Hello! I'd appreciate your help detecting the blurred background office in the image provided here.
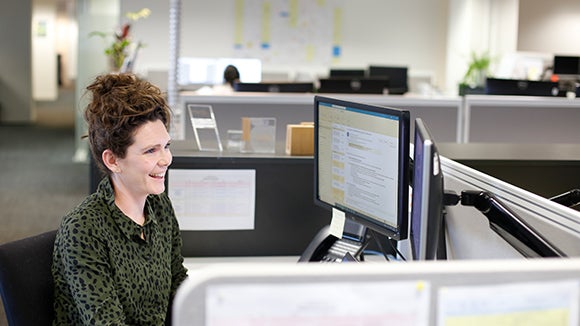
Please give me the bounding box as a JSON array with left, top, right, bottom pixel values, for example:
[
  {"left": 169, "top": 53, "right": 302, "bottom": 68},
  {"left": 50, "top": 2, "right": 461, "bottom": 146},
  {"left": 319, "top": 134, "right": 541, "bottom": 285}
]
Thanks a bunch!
[{"left": 1, "top": 1, "right": 580, "bottom": 324}]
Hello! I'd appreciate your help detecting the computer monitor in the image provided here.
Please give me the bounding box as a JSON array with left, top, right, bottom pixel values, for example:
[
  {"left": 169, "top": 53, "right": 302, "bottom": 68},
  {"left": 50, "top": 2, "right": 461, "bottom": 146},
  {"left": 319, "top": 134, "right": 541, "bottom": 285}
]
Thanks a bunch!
[
  {"left": 329, "top": 69, "right": 366, "bottom": 78},
  {"left": 317, "top": 78, "right": 389, "bottom": 94},
  {"left": 368, "top": 66, "right": 408, "bottom": 94},
  {"left": 314, "top": 96, "right": 411, "bottom": 240},
  {"left": 553, "top": 55, "right": 580, "bottom": 76},
  {"left": 485, "top": 78, "right": 560, "bottom": 97},
  {"left": 409, "top": 118, "right": 445, "bottom": 260},
  {"left": 234, "top": 82, "right": 314, "bottom": 93}
]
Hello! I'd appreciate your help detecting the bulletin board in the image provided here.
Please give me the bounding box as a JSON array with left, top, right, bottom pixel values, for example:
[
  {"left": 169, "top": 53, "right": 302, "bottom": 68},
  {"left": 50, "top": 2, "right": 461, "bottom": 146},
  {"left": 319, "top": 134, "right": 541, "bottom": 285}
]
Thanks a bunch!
[{"left": 233, "top": 0, "right": 344, "bottom": 65}]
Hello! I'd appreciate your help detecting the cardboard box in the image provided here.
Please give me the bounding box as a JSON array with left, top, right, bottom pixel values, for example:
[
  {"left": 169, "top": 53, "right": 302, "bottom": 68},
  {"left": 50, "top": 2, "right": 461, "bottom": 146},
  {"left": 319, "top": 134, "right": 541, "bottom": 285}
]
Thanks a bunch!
[{"left": 285, "top": 123, "right": 314, "bottom": 155}]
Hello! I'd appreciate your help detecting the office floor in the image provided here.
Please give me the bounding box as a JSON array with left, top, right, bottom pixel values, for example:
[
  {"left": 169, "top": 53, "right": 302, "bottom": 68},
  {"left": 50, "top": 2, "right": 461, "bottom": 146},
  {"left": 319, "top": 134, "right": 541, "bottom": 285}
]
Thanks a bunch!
[{"left": 0, "top": 87, "right": 88, "bottom": 326}]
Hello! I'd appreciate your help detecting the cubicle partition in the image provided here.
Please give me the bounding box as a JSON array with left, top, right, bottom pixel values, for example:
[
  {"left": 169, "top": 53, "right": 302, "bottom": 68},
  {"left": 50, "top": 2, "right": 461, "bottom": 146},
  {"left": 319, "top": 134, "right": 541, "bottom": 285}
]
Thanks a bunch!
[
  {"left": 176, "top": 93, "right": 462, "bottom": 148},
  {"left": 173, "top": 260, "right": 580, "bottom": 325},
  {"left": 436, "top": 155, "right": 580, "bottom": 259},
  {"left": 167, "top": 144, "right": 329, "bottom": 257},
  {"left": 439, "top": 142, "right": 580, "bottom": 204},
  {"left": 171, "top": 150, "right": 580, "bottom": 325},
  {"left": 462, "top": 95, "right": 580, "bottom": 143},
  {"left": 175, "top": 91, "right": 580, "bottom": 146}
]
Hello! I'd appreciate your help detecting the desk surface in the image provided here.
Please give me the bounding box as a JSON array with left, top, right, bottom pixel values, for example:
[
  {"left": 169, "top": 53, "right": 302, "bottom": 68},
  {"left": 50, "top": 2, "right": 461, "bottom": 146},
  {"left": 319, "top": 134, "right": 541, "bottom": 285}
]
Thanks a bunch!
[
  {"left": 184, "top": 256, "right": 299, "bottom": 270},
  {"left": 172, "top": 141, "right": 580, "bottom": 162}
]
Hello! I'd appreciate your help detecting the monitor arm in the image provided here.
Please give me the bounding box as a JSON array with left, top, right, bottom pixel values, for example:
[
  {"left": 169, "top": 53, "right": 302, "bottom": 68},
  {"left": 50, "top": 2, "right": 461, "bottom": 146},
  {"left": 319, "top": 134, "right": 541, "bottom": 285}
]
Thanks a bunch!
[
  {"left": 550, "top": 189, "right": 580, "bottom": 208},
  {"left": 459, "top": 190, "right": 565, "bottom": 258}
]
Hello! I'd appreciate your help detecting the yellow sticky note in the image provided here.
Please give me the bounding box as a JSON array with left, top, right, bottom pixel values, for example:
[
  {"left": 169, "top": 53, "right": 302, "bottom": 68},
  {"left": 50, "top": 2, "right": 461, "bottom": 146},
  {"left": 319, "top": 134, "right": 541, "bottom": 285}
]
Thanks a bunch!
[{"left": 329, "top": 208, "right": 346, "bottom": 238}]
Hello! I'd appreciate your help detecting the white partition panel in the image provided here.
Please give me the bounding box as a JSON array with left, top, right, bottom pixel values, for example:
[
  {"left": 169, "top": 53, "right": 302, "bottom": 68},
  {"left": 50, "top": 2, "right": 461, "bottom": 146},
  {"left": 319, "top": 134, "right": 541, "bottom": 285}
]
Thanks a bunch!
[
  {"left": 173, "top": 260, "right": 580, "bottom": 325},
  {"left": 463, "top": 95, "right": 580, "bottom": 143},
  {"left": 440, "top": 155, "right": 580, "bottom": 259}
]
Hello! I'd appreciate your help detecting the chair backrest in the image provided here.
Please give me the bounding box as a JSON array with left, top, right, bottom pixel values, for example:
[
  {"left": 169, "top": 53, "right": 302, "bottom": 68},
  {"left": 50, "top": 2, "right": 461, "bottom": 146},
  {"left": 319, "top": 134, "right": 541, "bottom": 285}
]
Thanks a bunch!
[{"left": 0, "top": 230, "right": 57, "bottom": 326}]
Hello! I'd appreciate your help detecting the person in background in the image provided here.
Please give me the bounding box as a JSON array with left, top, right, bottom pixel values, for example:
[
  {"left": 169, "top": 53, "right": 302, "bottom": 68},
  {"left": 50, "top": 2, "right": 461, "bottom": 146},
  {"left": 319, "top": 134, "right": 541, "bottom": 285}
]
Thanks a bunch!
[
  {"left": 195, "top": 64, "right": 241, "bottom": 95},
  {"left": 223, "top": 64, "right": 240, "bottom": 88},
  {"left": 52, "top": 73, "right": 188, "bottom": 325}
]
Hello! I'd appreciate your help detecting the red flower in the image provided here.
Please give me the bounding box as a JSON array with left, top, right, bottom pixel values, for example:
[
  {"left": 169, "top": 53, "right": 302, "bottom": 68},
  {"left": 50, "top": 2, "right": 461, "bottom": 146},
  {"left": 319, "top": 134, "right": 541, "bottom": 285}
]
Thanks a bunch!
[{"left": 117, "top": 24, "right": 131, "bottom": 41}]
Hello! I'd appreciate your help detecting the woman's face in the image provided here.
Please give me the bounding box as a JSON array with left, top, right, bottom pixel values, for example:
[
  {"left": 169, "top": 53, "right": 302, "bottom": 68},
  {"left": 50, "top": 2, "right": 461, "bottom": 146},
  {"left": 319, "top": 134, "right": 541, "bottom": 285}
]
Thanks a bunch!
[{"left": 114, "top": 119, "right": 172, "bottom": 199}]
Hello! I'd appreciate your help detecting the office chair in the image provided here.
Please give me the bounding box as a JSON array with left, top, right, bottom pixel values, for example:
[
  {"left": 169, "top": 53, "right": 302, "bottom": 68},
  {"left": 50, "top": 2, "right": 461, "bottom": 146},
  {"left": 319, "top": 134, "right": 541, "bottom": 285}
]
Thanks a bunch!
[{"left": 0, "top": 230, "right": 57, "bottom": 326}]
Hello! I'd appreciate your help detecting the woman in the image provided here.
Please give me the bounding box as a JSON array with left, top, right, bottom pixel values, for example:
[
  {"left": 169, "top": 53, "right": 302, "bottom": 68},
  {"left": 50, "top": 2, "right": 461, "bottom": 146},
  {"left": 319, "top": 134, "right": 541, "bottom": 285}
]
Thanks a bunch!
[{"left": 52, "top": 73, "right": 188, "bottom": 325}]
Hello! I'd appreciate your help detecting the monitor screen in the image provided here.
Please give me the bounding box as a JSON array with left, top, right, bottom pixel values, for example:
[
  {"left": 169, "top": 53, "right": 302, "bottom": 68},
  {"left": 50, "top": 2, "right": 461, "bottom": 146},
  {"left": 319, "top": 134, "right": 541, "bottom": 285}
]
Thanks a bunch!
[
  {"left": 553, "top": 55, "right": 580, "bottom": 76},
  {"left": 409, "top": 118, "right": 445, "bottom": 260},
  {"left": 314, "top": 96, "right": 411, "bottom": 240},
  {"left": 368, "top": 66, "right": 408, "bottom": 94},
  {"left": 329, "top": 69, "right": 366, "bottom": 78},
  {"left": 234, "top": 82, "right": 314, "bottom": 93},
  {"left": 317, "top": 78, "right": 389, "bottom": 94}
]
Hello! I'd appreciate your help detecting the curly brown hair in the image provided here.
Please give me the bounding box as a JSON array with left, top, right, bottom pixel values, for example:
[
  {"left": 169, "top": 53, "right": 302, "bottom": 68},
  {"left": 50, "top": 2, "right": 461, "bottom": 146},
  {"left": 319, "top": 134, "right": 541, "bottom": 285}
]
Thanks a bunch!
[{"left": 84, "top": 73, "right": 172, "bottom": 175}]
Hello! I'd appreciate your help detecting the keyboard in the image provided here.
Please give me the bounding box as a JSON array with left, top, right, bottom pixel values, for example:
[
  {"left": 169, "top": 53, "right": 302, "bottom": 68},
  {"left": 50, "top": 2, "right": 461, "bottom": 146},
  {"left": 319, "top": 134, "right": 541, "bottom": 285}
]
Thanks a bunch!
[{"left": 320, "top": 238, "right": 363, "bottom": 263}]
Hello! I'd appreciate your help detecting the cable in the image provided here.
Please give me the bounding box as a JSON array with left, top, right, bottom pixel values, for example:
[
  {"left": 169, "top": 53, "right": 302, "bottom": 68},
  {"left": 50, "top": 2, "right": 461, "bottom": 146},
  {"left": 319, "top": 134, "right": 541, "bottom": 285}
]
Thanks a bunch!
[
  {"left": 367, "top": 229, "right": 407, "bottom": 261},
  {"left": 388, "top": 238, "right": 407, "bottom": 261}
]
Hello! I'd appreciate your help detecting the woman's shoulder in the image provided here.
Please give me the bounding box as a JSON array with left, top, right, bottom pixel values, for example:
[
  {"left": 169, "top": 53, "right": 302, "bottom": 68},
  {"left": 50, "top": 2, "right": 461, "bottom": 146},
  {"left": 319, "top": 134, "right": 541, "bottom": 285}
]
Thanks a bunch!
[{"left": 59, "top": 192, "right": 110, "bottom": 234}]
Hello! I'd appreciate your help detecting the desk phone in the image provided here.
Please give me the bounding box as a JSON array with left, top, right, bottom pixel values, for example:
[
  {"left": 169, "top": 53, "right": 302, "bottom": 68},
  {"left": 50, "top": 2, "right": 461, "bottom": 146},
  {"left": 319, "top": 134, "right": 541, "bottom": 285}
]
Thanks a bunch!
[{"left": 299, "top": 222, "right": 368, "bottom": 263}]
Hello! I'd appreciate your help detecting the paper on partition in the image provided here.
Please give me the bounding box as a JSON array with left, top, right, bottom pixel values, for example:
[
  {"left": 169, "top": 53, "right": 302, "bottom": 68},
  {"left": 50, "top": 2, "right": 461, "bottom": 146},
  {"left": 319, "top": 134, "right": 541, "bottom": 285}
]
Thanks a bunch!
[
  {"left": 437, "top": 279, "right": 580, "bottom": 326},
  {"left": 206, "top": 281, "right": 430, "bottom": 326},
  {"left": 168, "top": 169, "right": 256, "bottom": 230}
]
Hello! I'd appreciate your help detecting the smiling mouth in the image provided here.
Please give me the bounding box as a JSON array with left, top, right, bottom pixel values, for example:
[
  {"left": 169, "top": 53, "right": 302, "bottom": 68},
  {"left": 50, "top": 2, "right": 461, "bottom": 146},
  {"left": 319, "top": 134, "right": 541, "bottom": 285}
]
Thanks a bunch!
[{"left": 149, "top": 173, "right": 165, "bottom": 179}]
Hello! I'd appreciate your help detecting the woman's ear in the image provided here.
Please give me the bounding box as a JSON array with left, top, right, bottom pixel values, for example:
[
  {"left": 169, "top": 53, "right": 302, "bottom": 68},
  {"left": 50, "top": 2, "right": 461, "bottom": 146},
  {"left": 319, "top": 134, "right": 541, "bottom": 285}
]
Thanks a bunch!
[{"left": 102, "top": 149, "right": 121, "bottom": 173}]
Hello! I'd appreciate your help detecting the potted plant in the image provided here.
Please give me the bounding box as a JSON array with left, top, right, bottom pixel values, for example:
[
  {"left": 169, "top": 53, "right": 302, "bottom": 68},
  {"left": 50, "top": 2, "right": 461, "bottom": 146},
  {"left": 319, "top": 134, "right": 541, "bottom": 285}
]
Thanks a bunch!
[
  {"left": 459, "top": 51, "right": 491, "bottom": 95},
  {"left": 89, "top": 8, "right": 151, "bottom": 72}
]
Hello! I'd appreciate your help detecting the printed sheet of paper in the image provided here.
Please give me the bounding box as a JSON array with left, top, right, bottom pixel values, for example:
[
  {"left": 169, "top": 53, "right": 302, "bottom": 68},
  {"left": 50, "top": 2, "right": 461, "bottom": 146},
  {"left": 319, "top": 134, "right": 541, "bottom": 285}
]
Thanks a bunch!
[
  {"left": 437, "top": 279, "right": 580, "bottom": 326},
  {"left": 329, "top": 207, "right": 346, "bottom": 238},
  {"left": 168, "top": 169, "right": 256, "bottom": 230},
  {"left": 206, "top": 281, "right": 430, "bottom": 326}
]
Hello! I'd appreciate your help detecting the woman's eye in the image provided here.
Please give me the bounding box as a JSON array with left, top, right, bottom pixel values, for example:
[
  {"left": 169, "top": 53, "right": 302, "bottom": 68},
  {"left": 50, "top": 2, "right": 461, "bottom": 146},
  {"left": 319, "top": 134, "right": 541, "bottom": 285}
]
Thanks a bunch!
[{"left": 145, "top": 148, "right": 156, "bottom": 154}]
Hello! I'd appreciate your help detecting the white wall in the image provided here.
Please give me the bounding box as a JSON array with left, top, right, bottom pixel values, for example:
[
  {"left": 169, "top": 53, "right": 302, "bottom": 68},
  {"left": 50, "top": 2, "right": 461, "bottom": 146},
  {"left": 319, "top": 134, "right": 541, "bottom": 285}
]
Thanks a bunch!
[
  {"left": 445, "top": 0, "right": 519, "bottom": 93},
  {"left": 123, "top": 0, "right": 450, "bottom": 91},
  {"left": 518, "top": 0, "right": 580, "bottom": 55},
  {"left": 120, "top": 0, "right": 580, "bottom": 95}
]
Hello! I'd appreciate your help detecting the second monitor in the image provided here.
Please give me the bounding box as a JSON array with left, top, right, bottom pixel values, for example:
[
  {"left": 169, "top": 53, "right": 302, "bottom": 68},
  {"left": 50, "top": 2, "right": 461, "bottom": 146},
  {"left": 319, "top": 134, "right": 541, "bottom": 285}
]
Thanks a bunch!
[{"left": 410, "top": 118, "right": 445, "bottom": 261}]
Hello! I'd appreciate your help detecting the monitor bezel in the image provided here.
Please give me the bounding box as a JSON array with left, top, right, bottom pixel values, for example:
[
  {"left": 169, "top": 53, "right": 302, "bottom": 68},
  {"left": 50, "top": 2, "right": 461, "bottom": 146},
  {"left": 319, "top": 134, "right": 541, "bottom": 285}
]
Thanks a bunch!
[
  {"left": 313, "top": 95, "right": 411, "bottom": 241},
  {"left": 409, "top": 118, "right": 445, "bottom": 260}
]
